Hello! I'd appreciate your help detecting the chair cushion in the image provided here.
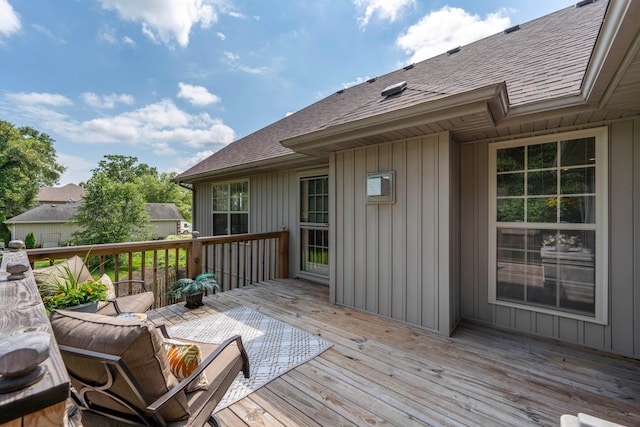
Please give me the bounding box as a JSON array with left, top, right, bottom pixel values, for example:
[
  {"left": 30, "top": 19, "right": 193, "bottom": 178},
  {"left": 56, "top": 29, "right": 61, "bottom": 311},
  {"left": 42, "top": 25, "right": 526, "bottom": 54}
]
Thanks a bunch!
[
  {"left": 163, "top": 339, "right": 209, "bottom": 392},
  {"left": 50, "top": 310, "right": 190, "bottom": 421},
  {"left": 33, "top": 255, "right": 93, "bottom": 285},
  {"left": 96, "top": 291, "right": 155, "bottom": 316}
]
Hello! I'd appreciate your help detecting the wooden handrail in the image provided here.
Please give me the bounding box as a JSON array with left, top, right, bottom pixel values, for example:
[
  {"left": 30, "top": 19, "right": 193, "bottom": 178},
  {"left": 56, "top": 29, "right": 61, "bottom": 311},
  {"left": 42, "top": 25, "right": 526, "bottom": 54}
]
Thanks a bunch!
[{"left": 25, "top": 231, "right": 289, "bottom": 309}]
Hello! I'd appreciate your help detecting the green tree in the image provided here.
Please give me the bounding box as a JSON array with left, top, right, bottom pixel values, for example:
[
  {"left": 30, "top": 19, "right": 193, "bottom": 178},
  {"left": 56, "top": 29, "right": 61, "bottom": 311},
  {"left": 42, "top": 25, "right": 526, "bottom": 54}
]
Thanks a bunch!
[
  {"left": 0, "top": 120, "right": 65, "bottom": 243},
  {"left": 92, "top": 155, "right": 158, "bottom": 184},
  {"left": 25, "top": 232, "right": 36, "bottom": 249},
  {"left": 73, "top": 173, "right": 151, "bottom": 245},
  {"left": 135, "top": 172, "right": 192, "bottom": 222}
]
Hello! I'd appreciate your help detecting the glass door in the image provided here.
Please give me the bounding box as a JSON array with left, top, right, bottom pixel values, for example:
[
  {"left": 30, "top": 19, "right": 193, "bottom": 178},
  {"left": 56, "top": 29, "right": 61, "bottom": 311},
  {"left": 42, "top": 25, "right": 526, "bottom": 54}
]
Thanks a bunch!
[{"left": 299, "top": 176, "right": 329, "bottom": 278}]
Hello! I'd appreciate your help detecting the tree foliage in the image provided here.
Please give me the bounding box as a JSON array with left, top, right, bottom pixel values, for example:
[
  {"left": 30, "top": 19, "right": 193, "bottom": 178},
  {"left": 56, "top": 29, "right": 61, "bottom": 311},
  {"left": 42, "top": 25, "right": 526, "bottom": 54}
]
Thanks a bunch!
[
  {"left": 0, "top": 120, "right": 65, "bottom": 218},
  {"left": 0, "top": 120, "right": 65, "bottom": 244},
  {"left": 92, "top": 155, "right": 192, "bottom": 222},
  {"left": 73, "top": 173, "right": 151, "bottom": 245}
]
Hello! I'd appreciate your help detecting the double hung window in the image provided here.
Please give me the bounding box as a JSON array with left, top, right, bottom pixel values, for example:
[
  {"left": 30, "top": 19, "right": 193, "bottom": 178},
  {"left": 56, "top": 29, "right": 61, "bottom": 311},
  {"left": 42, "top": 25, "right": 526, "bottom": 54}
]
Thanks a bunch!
[
  {"left": 212, "top": 181, "right": 249, "bottom": 235},
  {"left": 488, "top": 128, "right": 608, "bottom": 323}
]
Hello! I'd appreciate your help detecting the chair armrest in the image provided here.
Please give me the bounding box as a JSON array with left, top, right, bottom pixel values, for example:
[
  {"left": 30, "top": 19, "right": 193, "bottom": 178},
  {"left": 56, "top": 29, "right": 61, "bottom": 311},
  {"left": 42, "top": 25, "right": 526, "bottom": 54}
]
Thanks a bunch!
[
  {"left": 113, "top": 279, "right": 149, "bottom": 292},
  {"left": 154, "top": 324, "right": 170, "bottom": 339},
  {"left": 147, "top": 335, "right": 250, "bottom": 412}
]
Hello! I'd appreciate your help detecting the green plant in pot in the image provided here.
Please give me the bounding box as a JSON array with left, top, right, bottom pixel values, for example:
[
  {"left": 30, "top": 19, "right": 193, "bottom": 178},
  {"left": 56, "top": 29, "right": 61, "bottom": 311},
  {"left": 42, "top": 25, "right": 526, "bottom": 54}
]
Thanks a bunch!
[
  {"left": 166, "top": 273, "right": 220, "bottom": 309},
  {"left": 39, "top": 265, "right": 107, "bottom": 315}
]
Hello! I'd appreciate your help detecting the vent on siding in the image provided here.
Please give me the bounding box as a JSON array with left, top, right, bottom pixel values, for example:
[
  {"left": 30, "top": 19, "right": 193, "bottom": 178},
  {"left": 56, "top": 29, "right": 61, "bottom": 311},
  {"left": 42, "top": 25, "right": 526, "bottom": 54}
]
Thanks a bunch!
[
  {"left": 381, "top": 81, "right": 407, "bottom": 97},
  {"left": 504, "top": 24, "right": 520, "bottom": 34}
]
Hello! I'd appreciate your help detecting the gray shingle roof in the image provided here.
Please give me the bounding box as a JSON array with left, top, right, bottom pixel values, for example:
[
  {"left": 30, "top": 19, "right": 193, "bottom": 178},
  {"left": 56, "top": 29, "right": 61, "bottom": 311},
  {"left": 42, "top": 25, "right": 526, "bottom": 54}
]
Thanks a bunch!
[
  {"left": 5, "top": 203, "right": 183, "bottom": 223},
  {"left": 176, "top": 1, "right": 607, "bottom": 181},
  {"left": 37, "top": 184, "right": 85, "bottom": 203}
]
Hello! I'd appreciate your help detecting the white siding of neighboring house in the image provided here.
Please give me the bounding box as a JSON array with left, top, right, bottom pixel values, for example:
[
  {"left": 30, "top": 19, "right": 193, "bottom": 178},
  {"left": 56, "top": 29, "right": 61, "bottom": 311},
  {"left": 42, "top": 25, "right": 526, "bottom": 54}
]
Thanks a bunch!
[{"left": 10, "top": 223, "right": 83, "bottom": 247}]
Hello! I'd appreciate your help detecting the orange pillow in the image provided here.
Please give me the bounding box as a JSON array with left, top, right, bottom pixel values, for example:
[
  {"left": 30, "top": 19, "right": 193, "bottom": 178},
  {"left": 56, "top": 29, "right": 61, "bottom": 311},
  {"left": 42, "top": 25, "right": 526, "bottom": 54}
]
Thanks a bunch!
[{"left": 163, "top": 339, "right": 209, "bottom": 392}]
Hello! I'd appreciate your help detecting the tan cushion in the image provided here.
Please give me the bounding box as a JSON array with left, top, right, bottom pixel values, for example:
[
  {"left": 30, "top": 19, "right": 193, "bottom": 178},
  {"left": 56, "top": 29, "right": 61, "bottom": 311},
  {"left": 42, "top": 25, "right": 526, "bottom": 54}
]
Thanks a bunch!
[
  {"left": 96, "top": 291, "right": 155, "bottom": 316},
  {"left": 50, "top": 310, "right": 190, "bottom": 421},
  {"left": 33, "top": 255, "right": 93, "bottom": 285}
]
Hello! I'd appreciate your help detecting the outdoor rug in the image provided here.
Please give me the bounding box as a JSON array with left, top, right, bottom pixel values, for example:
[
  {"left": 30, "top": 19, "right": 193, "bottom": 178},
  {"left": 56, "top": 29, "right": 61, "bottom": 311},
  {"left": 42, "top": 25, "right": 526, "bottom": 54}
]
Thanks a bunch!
[{"left": 167, "top": 306, "right": 333, "bottom": 412}]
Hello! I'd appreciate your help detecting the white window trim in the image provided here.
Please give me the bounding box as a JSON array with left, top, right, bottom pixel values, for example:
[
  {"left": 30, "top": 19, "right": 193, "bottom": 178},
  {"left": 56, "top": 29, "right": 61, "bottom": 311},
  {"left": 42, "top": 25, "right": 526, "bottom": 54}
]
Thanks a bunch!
[
  {"left": 212, "top": 179, "right": 250, "bottom": 235},
  {"left": 488, "top": 127, "right": 608, "bottom": 324}
]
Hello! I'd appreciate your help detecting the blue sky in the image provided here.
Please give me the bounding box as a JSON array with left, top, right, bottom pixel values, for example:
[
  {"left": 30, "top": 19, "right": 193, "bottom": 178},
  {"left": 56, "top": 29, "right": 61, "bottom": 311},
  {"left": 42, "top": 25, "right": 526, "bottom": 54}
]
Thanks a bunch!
[{"left": 0, "top": 0, "right": 575, "bottom": 185}]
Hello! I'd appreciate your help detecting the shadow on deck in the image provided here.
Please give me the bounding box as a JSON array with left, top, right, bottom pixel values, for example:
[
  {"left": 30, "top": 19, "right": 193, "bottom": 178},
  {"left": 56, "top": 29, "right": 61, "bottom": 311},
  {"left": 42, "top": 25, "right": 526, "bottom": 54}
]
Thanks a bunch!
[{"left": 147, "top": 278, "right": 639, "bottom": 427}]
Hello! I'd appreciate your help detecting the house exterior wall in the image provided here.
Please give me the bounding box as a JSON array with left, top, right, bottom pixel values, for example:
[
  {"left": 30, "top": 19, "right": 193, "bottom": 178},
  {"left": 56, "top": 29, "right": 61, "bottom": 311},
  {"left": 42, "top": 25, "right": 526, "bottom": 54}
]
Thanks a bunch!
[
  {"left": 330, "top": 132, "right": 459, "bottom": 335},
  {"left": 149, "top": 221, "right": 180, "bottom": 239},
  {"left": 193, "top": 169, "right": 323, "bottom": 278},
  {"left": 10, "top": 223, "right": 83, "bottom": 247},
  {"left": 460, "top": 118, "right": 640, "bottom": 358}
]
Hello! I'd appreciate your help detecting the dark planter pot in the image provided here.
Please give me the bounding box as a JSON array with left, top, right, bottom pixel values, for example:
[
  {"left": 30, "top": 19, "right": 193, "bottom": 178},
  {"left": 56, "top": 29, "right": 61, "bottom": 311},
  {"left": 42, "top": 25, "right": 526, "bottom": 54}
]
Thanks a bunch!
[
  {"left": 185, "top": 293, "right": 204, "bottom": 309},
  {"left": 65, "top": 301, "right": 99, "bottom": 313}
]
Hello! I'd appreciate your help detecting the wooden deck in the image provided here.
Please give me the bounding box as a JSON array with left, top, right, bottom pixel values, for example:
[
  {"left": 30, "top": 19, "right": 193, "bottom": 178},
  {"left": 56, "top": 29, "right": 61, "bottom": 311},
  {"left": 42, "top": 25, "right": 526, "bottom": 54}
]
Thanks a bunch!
[{"left": 147, "top": 279, "right": 640, "bottom": 427}]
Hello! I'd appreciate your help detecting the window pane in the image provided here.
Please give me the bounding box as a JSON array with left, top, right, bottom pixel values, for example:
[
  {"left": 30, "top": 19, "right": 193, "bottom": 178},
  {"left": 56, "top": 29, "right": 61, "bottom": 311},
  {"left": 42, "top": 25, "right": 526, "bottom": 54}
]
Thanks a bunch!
[
  {"left": 213, "top": 185, "right": 228, "bottom": 211},
  {"left": 496, "top": 228, "right": 526, "bottom": 301},
  {"left": 497, "top": 198, "right": 524, "bottom": 222},
  {"left": 528, "top": 142, "right": 557, "bottom": 169},
  {"left": 497, "top": 146, "right": 524, "bottom": 172},
  {"left": 497, "top": 173, "right": 524, "bottom": 197},
  {"left": 212, "top": 214, "right": 228, "bottom": 236},
  {"left": 528, "top": 170, "right": 557, "bottom": 195},
  {"left": 230, "top": 213, "right": 248, "bottom": 234},
  {"left": 527, "top": 197, "right": 556, "bottom": 223},
  {"left": 560, "top": 196, "right": 595, "bottom": 223},
  {"left": 560, "top": 137, "right": 595, "bottom": 166},
  {"left": 561, "top": 167, "right": 595, "bottom": 194},
  {"left": 230, "top": 182, "right": 248, "bottom": 212}
]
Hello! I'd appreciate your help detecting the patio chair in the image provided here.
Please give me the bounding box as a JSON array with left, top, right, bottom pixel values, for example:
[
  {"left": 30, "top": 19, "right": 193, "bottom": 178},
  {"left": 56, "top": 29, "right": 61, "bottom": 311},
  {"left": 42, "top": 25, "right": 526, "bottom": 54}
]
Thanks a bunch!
[
  {"left": 33, "top": 255, "right": 155, "bottom": 316},
  {"left": 50, "top": 309, "right": 250, "bottom": 426}
]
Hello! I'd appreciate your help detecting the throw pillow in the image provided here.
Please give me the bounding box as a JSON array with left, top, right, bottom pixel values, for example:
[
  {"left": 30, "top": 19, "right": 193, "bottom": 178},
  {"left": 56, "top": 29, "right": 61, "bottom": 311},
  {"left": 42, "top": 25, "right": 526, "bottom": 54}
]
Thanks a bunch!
[
  {"left": 96, "top": 274, "right": 116, "bottom": 310},
  {"left": 163, "top": 338, "right": 209, "bottom": 392}
]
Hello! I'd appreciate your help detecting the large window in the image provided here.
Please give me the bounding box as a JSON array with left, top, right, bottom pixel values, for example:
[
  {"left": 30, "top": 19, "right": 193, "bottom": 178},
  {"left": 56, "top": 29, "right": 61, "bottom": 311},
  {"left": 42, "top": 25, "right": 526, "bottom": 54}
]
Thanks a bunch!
[
  {"left": 212, "top": 181, "right": 248, "bottom": 235},
  {"left": 488, "top": 128, "right": 608, "bottom": 323}
]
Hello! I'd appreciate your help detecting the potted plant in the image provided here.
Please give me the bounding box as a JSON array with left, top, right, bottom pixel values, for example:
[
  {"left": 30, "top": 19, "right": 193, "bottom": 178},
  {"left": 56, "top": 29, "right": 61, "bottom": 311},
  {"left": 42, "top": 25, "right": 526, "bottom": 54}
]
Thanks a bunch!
[
  {"left": 166, "top": 273, "right": 220, "bottom": 308},
  {"left": 38, "top": 258, "right": 107, "bottom": 314}
]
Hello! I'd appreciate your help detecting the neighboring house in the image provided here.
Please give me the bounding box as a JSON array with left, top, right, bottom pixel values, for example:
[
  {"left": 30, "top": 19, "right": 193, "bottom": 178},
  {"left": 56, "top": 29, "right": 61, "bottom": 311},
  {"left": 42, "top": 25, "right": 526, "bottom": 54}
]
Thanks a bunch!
[
  {"left": 174, "top": 1, "right": 640, "bottom": 359},
  {"left": 37, "top": 183, "right": 85, "bottom": 204},
  {"left": 4, "top": 202, "right": 184, "bottom": 246}
]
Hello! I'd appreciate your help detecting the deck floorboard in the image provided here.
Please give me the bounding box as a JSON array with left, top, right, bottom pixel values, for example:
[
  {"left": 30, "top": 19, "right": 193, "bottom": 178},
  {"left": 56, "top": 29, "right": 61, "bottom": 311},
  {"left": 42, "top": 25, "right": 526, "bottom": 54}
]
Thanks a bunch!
[{"left": 144, "top": 279, "right": 640, "bottom": 427}]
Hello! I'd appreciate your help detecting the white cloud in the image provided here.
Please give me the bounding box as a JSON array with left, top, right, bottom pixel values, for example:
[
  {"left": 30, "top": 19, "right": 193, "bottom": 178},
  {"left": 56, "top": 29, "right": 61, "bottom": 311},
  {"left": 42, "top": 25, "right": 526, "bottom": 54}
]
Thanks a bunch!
[
  {"left": 353, "top": 0, "right": 414, "bottom": 28},
  {"left": 56, "top": 152, "right": 94, "bottom": 185},
  {"left": 6, "top": 92, "right": 73, "bottom": 106},
  {"left": 98, "top": 0, "right": 217, "bottom": 48},
  {"left": 342, "top": 76, "right": 370, "bottom": 89},
  {"left": 222, "top": 51, "right": 268, "bottom": 75},
  {"left": 175, "top": 149, "right": 215, "bottom": 173},
  {"left": 0, "top": 0, "right": 21, "bottom": 38},
  {"left": 77, "top": 99, "right": 235, "bottom": 148},
  {"left": 122, "top": 35, "right": 136, "bottom": 46},
  {"left": 397, "top": 6, "right": 511, "bottom": 63},
  {"left": 98, "top": 26, "right": 118, "bottom": 44},
  {"left": 177, "top": 82, "right": 220, "bottom": 106},
  {"left": 216, "top": 31, "right": 225, "bottom": 40},
  {"left": 80, "top": 92, "right": 135, "bottom": 109},
  {"left": 32, "top": 24, "right": 66, "bottom": 44},
  {"left": 3, "top": 93, "right": 235, "bottom": 150}
]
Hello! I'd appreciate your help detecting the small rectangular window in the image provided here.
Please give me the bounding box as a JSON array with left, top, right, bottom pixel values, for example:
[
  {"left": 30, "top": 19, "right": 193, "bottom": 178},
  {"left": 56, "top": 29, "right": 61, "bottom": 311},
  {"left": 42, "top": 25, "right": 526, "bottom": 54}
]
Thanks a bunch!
[{"left": 212, "top": 181, "right": 249, "bottom": 235}]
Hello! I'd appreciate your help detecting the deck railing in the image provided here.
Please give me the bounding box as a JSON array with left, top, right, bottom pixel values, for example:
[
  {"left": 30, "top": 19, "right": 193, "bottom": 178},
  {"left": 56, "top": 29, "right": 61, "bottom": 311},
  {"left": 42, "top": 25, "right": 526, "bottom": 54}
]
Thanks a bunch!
[{"left": 26, "top": 231, "right": 289, "bottom": 309}]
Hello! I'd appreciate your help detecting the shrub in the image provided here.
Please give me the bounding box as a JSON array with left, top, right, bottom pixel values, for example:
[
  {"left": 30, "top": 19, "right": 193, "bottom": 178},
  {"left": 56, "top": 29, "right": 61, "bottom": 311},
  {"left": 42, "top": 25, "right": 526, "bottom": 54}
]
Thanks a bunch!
[{"left": 25, "top": 232, "right": 36, "bottom": 249}]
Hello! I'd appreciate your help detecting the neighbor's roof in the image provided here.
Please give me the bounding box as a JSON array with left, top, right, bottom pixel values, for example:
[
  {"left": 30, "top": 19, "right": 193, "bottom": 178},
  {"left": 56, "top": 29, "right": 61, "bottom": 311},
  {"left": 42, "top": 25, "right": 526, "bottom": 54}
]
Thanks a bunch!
[
  {"left": 176, "top": 1, "right": 608, "bottom": 182},
  {"left": 5, "top": 202, "right": 183, "bottom": 223},
  {"left": 37, "top": 184, "right": 85, "bottom": 203}
]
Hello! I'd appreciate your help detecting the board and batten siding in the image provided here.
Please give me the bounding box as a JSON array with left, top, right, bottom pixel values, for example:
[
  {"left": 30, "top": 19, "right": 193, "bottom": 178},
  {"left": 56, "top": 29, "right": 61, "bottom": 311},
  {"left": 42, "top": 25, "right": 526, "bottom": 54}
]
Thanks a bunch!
[
  {"left": 331, "top": 132, "right": 460, "bottom": 335},
  {"left": 192, "top": 169, "right": 316, "bottom": 279},
  {"left": 460, "top": 118, "right": 640, "bottom": 358}
]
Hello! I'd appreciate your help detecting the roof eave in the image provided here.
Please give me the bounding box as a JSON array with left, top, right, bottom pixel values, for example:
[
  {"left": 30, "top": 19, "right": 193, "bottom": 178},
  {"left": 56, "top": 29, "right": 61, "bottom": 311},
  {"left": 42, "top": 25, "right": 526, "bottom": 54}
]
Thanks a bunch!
[
  {"left": 281, "top": 82, "right": 509, "bottom": 155},
  {"left": 174, "top": 152, "right": 323, "bottom": 184}
]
